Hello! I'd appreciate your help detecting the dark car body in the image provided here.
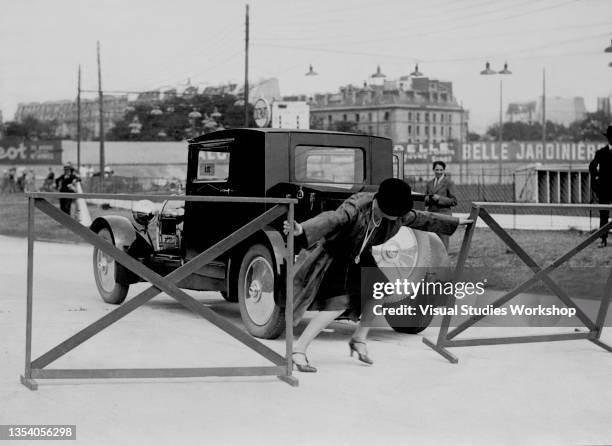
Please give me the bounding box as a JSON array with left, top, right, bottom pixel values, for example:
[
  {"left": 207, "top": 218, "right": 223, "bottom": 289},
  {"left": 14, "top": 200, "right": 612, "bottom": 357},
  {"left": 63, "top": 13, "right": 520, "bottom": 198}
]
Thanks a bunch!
[{"left": 91, "top": 128, "right": 435, "bottom": 339}]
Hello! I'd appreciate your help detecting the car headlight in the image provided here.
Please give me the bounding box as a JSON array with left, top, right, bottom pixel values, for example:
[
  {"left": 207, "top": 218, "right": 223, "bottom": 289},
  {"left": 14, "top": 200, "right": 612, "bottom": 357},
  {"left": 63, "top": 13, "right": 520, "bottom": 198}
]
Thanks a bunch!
[{"left": 132, "top": 200, "right": 156, "bottom": 226}]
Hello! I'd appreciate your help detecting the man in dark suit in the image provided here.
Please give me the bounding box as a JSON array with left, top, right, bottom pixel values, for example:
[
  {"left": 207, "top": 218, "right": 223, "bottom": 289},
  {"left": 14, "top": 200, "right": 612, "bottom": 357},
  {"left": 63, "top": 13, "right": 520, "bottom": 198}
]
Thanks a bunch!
[
  {"left": 424, "top": 161, "right": 458, "bottom": 249},
  {"left": 589, "top": 125, "right": 612, "bottom": 247}
]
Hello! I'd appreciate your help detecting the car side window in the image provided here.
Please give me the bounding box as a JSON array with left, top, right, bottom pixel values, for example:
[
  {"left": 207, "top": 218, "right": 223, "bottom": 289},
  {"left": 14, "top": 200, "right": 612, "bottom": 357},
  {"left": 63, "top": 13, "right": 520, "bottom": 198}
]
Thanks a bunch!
[{"left": 294, "top": 145, "right": 365, "bottom": 185}]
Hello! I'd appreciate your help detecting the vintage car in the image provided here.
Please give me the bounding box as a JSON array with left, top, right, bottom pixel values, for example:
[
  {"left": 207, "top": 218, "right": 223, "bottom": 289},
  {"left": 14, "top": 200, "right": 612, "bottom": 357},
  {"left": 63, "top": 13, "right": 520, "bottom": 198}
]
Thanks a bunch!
[{"left": 91, "top": 128, "right": 450, "bottom": 339}]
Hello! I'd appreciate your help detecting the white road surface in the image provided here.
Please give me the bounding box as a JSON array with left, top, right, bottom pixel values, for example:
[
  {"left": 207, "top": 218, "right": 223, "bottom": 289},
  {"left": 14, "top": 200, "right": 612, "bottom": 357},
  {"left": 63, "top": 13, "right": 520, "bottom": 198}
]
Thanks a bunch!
[{"left": 1, "top": 235, "right": 612, "bottom": 446}]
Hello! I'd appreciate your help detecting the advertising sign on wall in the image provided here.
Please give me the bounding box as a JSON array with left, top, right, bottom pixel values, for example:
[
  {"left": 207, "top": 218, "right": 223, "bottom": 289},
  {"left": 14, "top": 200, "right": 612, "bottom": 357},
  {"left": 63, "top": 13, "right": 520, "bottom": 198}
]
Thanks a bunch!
[
  {"left": 393, "top": 141, "right": 606, "bottom": 164},
  {"left": 0, "top": 139, "right": 62, "bottom": 165}
]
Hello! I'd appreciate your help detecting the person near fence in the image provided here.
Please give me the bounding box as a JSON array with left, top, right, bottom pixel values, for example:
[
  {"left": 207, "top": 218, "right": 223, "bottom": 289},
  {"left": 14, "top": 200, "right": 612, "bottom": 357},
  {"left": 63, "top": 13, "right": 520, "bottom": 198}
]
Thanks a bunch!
[
  {"left": 55, "top": 164, "right": 81, "bottom": 215},
  {"left": 282, "top": 178, "right": 470, "bottom": 372},
  {"left": 424, "top": 161, "right": 457, "bottom": 250},
  {"left": 588, "top": 125, "right": 612, "bottom": 248}
]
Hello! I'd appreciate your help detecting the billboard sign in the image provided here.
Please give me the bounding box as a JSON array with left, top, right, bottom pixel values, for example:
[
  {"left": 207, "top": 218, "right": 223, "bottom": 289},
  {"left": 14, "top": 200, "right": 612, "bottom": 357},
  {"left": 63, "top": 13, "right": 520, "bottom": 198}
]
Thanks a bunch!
[
  {"left": 393, "top": 141, "right": 606, "bottom": 164},
  {"left": 271, "top": 101, "right": 310, "bottom": 129},
  {"left": 0, "top": 139, "right": 62, "bottom": 165}
]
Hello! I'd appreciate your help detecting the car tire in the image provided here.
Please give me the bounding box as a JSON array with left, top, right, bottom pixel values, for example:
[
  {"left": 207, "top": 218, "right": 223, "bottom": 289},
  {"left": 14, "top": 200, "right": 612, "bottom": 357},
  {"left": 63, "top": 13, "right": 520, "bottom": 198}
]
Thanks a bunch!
[
  {"left": 237, "top": 244, "right": 285, "bottom": 339},
  {"left": 92, "top": 227, "right": 129, "bottom": 304},
  {"left": 374, "top": 229, "right": 450, "bottom": 335}
]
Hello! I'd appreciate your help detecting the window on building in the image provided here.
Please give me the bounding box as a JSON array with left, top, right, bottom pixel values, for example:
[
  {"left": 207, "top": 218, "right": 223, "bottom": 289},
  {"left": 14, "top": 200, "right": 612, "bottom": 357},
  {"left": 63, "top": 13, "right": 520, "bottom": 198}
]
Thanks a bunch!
[
  {"left": 368, "top": 112, "right": 372, "bottom": 121},
  {"left": 343, "top": 114, "right": 347, "bottom": 121},
  {"left": 416, "top": 126, "right": 420, "bottom": 135},
  {"left": 384, "top": 111, "right": 390, "bottom": 121},
  {"left": 433, "top": 113, "right": 436, "bottom": 123},
  {"left": 425, "top": 126, "right": 429, "bottom": 135},
  {"left": 440, "top": 114, "right": 444, "bottom": 123},
  {"left": 448, "top": 114, "right": 452, "bottom": 122},
  {"left": 416, "top": 113, "right": 420, "bottom": 122},
  {"left": 441, "top": 126, "right": 444, "bottom": 136},
  {"left": 328, "top": 115, "right": 332, "bottom": 125},
  {"left": 408, "top": 112, "right": 412, "bottom": 121},
  {"left": 448, "top": 126, "right": 452, "bottom": 138},
  {"left": 433, "top": 126, "right": 437, "bottom": 136},
  {"left": 408, "top": 125, "right": 412, "bottom": 135},
  {"left": 425, "top": 112, "right": 429, "bottom": 122},
  {"left": 355, "top": 114, "right": 360, "bottom": 122}
]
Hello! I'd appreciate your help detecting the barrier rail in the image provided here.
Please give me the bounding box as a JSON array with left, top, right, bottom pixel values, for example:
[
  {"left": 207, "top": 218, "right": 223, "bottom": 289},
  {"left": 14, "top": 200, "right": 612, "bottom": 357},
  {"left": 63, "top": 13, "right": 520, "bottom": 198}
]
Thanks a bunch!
[
  {"left": 20, "top": 192, "right": 299, "bottom": 389},
  {"left": 423, "top": 202, "right": 612, "bottom": 363}
]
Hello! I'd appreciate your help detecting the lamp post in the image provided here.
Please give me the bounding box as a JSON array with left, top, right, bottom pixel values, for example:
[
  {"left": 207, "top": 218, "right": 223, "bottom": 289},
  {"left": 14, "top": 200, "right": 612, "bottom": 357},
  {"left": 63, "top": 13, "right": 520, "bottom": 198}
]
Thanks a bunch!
[{"left": 481, "top": 61, "right": 512, "bottom": 182}]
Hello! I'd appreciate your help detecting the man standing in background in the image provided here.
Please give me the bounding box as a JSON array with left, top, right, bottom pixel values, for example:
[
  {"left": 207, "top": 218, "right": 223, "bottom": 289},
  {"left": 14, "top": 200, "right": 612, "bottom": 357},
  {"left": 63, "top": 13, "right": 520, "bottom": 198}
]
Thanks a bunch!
[
  {"left": 589, "top": 125, "right": 612, "bottom": 248},
  {"left": 424, "top": 160, "right": 457, "bottom": 250}
]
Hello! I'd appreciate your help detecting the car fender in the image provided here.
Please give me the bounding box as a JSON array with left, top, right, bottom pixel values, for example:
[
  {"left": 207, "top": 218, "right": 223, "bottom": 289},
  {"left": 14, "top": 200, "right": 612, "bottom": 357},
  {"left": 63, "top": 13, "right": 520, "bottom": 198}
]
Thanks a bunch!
[
  {"left": 90, "top": 215, "right": 153, "bottom": 285},
  {"left": 262, "top": 226, "right": 286, "bottom": 276}
]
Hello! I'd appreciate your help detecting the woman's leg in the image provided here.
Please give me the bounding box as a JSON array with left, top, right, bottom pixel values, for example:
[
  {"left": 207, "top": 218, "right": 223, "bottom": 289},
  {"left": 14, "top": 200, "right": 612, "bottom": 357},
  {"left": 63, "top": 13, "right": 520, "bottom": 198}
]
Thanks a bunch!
[
  {"left": 293, "top": 309, "right": 343, "bottom": 361},
  {"left": 352, "top": 295, "right": 376, "bottom": 342}
]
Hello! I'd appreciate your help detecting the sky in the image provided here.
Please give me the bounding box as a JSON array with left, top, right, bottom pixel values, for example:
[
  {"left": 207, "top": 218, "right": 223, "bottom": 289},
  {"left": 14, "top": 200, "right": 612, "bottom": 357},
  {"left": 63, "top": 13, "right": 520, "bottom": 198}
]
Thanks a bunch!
[{"left": 1, "top": 0, "right": 611, "bottom": 132}]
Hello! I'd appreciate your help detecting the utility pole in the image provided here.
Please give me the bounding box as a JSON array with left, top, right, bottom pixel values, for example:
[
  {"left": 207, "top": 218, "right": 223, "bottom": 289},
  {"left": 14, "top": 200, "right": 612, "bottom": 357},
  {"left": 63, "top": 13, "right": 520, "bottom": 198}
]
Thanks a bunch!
[
  {"left": 542, "top": 68, "right": 546, "bottom": 143},
  {"left": 498, "top": 78, "right": 503, "bottom": 182},
  {"left": 244, "top": 4, "right": 249, "bottom": 127},
  {"left": 97, "top": 41, "right": 105, "bottom": 179},
  {"left": 77, "top": 65, "right": 82, "bottom": 173}
]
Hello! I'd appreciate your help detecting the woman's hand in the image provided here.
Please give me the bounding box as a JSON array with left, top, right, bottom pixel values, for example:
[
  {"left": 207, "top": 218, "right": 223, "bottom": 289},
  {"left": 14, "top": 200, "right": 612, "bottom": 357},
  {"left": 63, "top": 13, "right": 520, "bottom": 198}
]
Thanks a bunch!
[{"left": 283, "top": 220, "right": 303, "bottom": 236}]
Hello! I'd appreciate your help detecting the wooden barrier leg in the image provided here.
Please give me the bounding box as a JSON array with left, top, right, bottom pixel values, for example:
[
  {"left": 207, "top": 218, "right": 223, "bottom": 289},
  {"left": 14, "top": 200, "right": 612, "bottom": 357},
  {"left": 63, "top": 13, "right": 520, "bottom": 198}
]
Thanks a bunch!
[
  {"left": 589, "top": 265, "right": 612, "bottom": 352},
  {"left": 423, "top": 206, "right": 479, "bottom": 363},
  {"left": 278, "top": 203, "right": 299, "bottom": 387},
  {"left": 20, "top": 197, "right": 38, "bottom": 391}
]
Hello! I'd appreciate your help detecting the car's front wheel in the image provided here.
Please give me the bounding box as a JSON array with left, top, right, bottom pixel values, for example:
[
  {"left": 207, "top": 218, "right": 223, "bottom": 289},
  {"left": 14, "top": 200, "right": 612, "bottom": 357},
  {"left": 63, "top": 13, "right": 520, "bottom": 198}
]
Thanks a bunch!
[
  {"left": 237, "top": 244, "right": 285, "bottom": 339},
  {"left": 92, "top": 227, "right": 129, "bottom": 304}
]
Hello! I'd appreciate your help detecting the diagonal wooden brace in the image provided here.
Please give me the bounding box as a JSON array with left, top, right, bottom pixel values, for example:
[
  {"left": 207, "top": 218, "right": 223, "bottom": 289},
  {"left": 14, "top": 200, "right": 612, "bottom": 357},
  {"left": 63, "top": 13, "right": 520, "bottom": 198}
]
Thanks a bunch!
[
  {"left": 478, "top": 208, "right": 597, "bottom": 331},
  {"left": 31, "top": 199, "right": 287, "bottom": 369},
  {"left": 447, "top": 213, "right": 612, "bottom": 340}
]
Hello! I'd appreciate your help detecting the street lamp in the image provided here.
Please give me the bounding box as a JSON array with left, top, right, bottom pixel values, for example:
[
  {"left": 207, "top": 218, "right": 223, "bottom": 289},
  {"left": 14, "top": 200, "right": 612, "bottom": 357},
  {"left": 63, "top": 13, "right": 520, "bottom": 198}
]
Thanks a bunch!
[
  {"left": 410, "top": 63, "right": 424, "bottom": 77},
  {"left": 305, "top": 64, "right": 318, "bottom": 76},
  {"left": 480, "top": 61, "right": 512, "bottom": 181}
]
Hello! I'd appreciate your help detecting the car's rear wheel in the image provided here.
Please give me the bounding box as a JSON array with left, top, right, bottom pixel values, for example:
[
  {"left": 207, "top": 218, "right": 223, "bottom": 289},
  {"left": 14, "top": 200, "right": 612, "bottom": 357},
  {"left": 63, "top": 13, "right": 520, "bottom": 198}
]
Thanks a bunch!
[
  {"left": 237, "top": 244, "right": 285, "bottom": 339},
  {"left": 93, "top": 227, "right": 129, "bottom": 304}
]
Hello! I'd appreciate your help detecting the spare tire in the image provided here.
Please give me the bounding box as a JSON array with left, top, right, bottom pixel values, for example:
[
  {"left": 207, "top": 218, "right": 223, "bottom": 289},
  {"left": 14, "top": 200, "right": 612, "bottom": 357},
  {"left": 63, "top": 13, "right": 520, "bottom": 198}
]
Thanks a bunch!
[{"left": 371, "top": 228, "right": 450, "bottom": 334}]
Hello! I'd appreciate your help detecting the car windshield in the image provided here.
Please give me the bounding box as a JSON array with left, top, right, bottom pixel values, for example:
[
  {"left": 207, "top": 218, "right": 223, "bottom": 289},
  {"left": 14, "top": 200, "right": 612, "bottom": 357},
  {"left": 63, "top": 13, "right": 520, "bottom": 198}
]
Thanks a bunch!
[
  {"left": 196, "top": 150, "right": 229, "bottom": 181},
  {"left": 294, "top": 145, "right": 364, "bottom": 185}
]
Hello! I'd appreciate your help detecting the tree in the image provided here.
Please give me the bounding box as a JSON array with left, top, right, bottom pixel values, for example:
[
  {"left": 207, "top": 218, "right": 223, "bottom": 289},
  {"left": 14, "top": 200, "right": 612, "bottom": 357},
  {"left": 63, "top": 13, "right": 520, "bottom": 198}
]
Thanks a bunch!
[
  {"left": 3, "top": 116, "right": 57, "bottom": 139},
  {"left": 568, "top": 111, "right": 610, "bottom": 141},
  {"left": 329, "top": 120, "right": 363, "bottom": 133}
]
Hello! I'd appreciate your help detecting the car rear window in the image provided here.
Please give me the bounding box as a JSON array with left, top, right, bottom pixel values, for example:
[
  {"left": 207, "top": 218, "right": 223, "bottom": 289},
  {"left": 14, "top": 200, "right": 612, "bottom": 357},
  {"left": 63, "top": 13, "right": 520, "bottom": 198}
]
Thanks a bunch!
[
  {"left": 196, "top": 150, "right": 229, "bottom": 181},
  {"left": 294, "top": 146, "right": 365, "bottom": 184}
]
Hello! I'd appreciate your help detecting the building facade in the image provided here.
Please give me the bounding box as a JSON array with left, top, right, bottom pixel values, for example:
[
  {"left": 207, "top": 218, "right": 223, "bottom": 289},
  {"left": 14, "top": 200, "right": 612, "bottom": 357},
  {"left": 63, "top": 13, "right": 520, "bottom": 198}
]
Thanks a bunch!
[
  {"left": 309, "top": 73, "right": 468, "bottom": 148},
  {"left": 15, "top": 95, "right": 128, "bottom": 140}
]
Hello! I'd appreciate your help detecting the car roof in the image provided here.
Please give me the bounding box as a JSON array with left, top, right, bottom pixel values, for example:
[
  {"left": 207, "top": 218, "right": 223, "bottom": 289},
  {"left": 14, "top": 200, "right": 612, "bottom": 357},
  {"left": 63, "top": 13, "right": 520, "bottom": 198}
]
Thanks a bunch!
[{"left": 188, "top": 128, "right": 391, "bottom": 144}]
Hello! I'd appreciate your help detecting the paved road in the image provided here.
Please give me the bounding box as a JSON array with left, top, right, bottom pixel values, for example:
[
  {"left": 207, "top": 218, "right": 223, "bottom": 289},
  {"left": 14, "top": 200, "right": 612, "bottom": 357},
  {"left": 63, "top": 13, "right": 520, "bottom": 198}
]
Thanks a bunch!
[{"left": 1, "top": 235, "right": 612, "bottom": 445}]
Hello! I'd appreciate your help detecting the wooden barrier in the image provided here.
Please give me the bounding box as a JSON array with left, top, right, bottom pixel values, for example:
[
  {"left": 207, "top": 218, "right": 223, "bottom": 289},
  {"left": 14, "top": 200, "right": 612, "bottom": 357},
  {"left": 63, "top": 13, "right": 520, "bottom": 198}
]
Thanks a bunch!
[
  {"left": 20, "top": 192, "right": 298, "bottom": 389},
  {"left": 423, "top": 202, "right": 612, "bottom": 363}
]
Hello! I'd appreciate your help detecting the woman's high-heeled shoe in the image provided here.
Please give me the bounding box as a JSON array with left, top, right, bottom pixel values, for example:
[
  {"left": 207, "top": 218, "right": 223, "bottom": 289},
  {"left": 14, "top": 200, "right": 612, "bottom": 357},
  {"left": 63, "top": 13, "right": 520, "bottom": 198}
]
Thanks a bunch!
[
  {"left": 292, "top": 352, "right": 317, "bottom": 373},
  {"left": 349, "top": 339, "right": 373, "bottom": 365}
]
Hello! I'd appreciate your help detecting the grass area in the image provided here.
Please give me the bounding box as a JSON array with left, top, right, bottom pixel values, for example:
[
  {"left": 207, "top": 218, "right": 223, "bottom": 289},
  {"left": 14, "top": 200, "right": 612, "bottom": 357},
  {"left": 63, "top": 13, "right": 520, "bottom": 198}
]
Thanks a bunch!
[
  {"left": 1, "top": 193, "right": 608, "bottom": 300},
  {"left": 0, "top": 194, "right": 132, "bottom": 243},
  {"left": 448, "top": 225, "right": 611, "bottom": 300}
]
